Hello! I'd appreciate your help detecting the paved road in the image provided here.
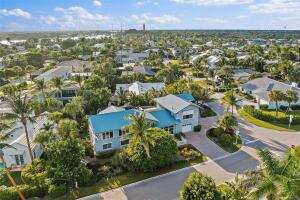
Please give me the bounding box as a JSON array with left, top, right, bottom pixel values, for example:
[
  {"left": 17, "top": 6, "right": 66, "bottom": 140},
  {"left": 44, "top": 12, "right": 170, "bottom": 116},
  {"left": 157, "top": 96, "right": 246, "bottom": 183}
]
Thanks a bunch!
[{"left": 80, "top": 95, "right": 300, "bottom": 200}]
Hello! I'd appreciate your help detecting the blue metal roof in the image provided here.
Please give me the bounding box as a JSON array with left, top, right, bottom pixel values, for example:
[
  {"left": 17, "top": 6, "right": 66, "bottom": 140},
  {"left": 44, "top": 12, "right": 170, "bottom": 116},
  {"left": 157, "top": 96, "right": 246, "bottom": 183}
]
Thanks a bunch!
[
  {"left": 149, "top": 109, "right": 180, "bottom": 128},
  {"left": 175, "top": 93, "right": 195, "bottom": 102},
  {"left": 89, "top": 109, "right": 136, "bottom": 134}
]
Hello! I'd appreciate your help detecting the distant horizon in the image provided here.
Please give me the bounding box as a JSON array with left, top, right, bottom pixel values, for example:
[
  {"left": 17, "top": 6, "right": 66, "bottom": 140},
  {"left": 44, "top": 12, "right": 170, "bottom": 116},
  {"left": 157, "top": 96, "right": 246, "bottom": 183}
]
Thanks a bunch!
[{"left": 1, "top": 0, "right": 300, "bottom": 32}]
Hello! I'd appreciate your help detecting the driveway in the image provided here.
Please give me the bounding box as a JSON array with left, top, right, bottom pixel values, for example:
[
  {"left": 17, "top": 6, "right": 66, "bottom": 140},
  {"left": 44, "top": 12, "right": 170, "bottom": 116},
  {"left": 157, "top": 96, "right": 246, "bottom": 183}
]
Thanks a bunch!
[{"left": 79, "top": 95, "right": 300, "bottom": 200}]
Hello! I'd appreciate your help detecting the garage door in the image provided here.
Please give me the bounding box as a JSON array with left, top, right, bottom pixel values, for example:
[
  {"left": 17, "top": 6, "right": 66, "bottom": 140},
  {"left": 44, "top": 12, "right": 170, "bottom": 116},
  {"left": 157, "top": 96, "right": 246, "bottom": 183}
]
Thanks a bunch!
[{"left": 182, "top": 124, "right": 192, "bottom": 133}]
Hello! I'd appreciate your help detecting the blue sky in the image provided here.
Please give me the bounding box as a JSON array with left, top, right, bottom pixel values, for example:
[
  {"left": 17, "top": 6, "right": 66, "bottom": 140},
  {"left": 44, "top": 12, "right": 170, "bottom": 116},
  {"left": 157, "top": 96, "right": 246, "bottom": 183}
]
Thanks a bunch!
[{"left": 1, "top": 0, "right": 300, "bottom": 31}]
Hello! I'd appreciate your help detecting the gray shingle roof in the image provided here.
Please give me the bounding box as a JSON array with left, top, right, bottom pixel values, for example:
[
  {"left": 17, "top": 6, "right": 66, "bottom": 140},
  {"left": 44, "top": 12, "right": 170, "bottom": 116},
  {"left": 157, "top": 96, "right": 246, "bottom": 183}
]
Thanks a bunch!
[
  {"left": 241, "top": 77, "right": 300, "bottom": 101},
  {"left": 154, "top": 94, "right": 198, "bottom": 114}
]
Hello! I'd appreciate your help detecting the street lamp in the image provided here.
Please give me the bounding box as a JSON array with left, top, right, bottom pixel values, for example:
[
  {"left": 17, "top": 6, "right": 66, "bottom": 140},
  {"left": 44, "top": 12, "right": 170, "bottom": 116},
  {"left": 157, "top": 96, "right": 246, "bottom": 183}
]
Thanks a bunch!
[
  {"left": 233, "top": 126, "right": 240, "bottom": 145},
  {"left": 289, "top": 115, "right": 293, "bottom": 128}
]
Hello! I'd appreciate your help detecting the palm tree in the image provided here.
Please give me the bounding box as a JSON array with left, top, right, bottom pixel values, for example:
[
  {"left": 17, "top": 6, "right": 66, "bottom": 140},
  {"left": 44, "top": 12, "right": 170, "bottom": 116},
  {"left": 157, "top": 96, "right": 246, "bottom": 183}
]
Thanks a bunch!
[
  {"left": 268, "top": 90, "right": 284, "bottom": 117},
  {"left": 116, "top": 88, "right": 128, "bottom": 106},
  {"left": 244, "top": 149, "right": 300, "bottom": 199},
  {"left": 218, "top": 66, "right": 233, "bottom": 86},
  {"left": 72, "top": 74, "right": 83, "bottom": 88},
  {"left": 221, "top": 90, "right": 240, "bottom": 115},
  {"left": 124, "top": 113, "right": 155, "bottom": 158},
  {"left": 63, "top": 97, "right": 84, "bottom": 120},
  {"left": 3, "top": 93, "right": 36, "bottom": 161},
  {"left": 35, "top": 79, "right": 47, "bottom": 98},
  {"left": 0, "top": 121, "right": 26, "bottom": 200},
  {"left": 219, "top": 113, "right": 238, "bottom": 132},
  {"left": 285, "top": 90, "right": 299, "bottom": 113},
  {"left": 50, "top": 77, "right": 63, "bottom": 98}
]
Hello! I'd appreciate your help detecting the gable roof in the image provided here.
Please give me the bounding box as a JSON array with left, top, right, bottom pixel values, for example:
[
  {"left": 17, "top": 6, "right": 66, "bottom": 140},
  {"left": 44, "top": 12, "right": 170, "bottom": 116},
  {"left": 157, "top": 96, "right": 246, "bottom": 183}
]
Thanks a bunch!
[
  {"left": 154, "top": 94, "right": 198, "bottom": 114},
  {"left": 175, "top": 93, "right": 195, "bottom": 102},
  {"left": 149, "top": 109, "right": 180, "bottom": 127},
  {"left": 35, "top": 66, "right": 71, "bottom": 82},
  {"left": 116, "top": 81, "right": 165, "bottom": 95},
  {"left": 241, "top": 77, "right": 300, "bottom": 101},
  {"left": 89, "top": 109, "right": 157, "bottom": 134},
  {"left": 98, "top": 106, "right": 125, "bottom": 114},
  {"left": 58, "top": 59, "right": 93, "bottom": 72}
]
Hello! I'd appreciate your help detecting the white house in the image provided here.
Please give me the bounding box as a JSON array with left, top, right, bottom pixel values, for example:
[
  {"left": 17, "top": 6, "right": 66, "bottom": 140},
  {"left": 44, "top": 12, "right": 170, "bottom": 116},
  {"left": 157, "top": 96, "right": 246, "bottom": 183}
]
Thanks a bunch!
[
  {"left": 0, "top": 114, "right": 48, "bottom": 168},
  {"left": 240, "top": 77, "right": 300, "bottom": 109},
  {"left": 116, "top": 81, "right": 165, "bottom": 95},
  {"left": 35, "top": 66, "right": 72, "bottom": 83}
]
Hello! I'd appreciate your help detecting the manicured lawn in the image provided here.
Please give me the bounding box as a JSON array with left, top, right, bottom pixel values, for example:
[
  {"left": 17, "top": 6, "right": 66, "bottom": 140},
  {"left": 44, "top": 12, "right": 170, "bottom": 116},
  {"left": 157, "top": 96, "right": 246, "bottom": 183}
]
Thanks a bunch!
[
  {"left": 67, "top": 154, "right": 208, "bottom": 199},
  {"left": 238, "top": 110, "right": 294, "bottom": 131},
  {"left": 182, "top": 67, "right": 193, "bottom": 75},
  {"left": 194, "top": 80, "right": 214, "bottom": 88},
  {"left": 200, "top": 105, "right": 217, "bottom": 118},
  {"left": 170, "top": 60, "right": 180, "bottom": 65},
  {"left": 206, "top": 129, "right": 242, "bottom": 153}
]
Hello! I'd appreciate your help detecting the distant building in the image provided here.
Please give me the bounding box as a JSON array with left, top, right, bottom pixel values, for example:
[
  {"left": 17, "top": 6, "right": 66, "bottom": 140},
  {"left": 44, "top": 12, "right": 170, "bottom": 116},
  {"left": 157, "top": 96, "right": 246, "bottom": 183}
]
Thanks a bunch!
[
  {"left": 121, "top": 66, "right": 155, "bottom": 76},
  {"left": 35, "top": 66, "right": 72, "bottom": 82},
  {"left": 143, "top": 23, "right": 146, "bottom": 31}
]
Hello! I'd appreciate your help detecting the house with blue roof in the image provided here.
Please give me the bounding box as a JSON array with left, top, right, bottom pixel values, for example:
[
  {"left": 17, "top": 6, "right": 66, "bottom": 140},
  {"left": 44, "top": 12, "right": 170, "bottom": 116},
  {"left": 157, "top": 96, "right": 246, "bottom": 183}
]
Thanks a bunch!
[{"left": 88, "top": 93, "right": 200, "bottom": 153}]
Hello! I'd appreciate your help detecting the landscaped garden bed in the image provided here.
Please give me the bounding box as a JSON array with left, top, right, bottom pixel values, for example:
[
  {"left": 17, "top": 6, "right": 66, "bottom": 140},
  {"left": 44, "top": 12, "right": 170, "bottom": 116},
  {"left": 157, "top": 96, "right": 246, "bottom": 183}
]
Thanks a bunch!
[
  {"left": 64, "top": 144, "right": 207, "bottom": 199},
  {"left": 239, "top": 105, "right": 300, "bottom": 131},
  {"left": 200, "top": 105, "right": 217, "bottom": 118},
  {"left": 206, "top": 127, "right": 242, "bottom": 153}
]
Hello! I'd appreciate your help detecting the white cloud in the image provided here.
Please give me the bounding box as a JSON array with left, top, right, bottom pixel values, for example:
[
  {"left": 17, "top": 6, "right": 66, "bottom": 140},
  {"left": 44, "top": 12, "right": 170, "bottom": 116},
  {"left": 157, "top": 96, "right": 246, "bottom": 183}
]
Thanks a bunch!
[
  {"left": 249, "top": 0, "right": 300, "bottom": 14},
  {"left": 171, "top": 0, "right": 253, "bottom": 6},
  {"left": 194, "top": 17, "right": 227, "bottom": 24},
  {"left": 0, "top": 8, "right": 32, "bottom": 19},
  {"left": 40, "top": 6, "right": 110, "bottom": 30},
  {"left": 134, "top": 1, "right": 159, "bottom": 6},
  {"left": 236, "top": 15, "right": 248, "bottom": 19},
  {"left": 93, "top": 0, "right": 102, "bottom": 7},
  {"left": 130, "top": 13, "right": 181, "bottom": 24}
]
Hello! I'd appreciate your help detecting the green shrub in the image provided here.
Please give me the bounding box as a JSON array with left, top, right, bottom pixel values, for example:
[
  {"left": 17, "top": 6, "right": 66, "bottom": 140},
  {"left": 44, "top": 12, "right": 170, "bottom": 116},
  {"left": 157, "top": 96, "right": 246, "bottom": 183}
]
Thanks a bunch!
[
  {"left": 174, "top": 132, "right": 185, "bottom": 140},
  {"left": 125, "top": 128, "right": 177, "bottom": 172},
  {"left": 193, "top": 125, "right": 201, "bottom": 132},
  {"left": 219, "top": 134, "right": 233, "bottom": 146},
  {"left": 291, "top": 105, "right": 300, "bottom": 110},
  {"left": 48, "top": 184, "right": 67, "bottom": 199},
  {"left": 78, "top": 165, "right": 93, "bottom": 186},
  {"left": 0, "top": 184, "right": 44, "bottom": 200},
  {"left": 212, "top": 127, "right": 224, "bottom": 137},
  {"left": 187, "top": 150, "right": 201, "bottom": 160},
  {"left": 96, "top": 149, "right": 117, "bottom": 159},
  {"left": 259, "top": 104, "right": 269, "bottom": 110}
]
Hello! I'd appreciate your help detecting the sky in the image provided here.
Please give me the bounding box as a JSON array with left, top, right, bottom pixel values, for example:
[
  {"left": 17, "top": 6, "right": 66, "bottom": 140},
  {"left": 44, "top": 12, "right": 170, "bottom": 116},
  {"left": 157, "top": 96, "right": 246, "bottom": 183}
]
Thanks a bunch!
[{"left": 1, "top": 0, "right": 300, "bottom": 32}]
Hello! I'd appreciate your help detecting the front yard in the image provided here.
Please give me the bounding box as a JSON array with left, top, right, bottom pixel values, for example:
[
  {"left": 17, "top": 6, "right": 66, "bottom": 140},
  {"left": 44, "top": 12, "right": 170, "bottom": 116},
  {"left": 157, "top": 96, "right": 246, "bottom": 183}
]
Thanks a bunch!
[{"left": 61, "top": 145, "right": 208, "bottom": 199}]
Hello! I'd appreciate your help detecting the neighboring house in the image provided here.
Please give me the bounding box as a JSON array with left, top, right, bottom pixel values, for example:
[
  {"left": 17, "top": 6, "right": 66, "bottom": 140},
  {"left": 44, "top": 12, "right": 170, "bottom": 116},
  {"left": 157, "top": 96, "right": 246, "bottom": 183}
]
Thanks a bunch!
[
  {"left": 54, "top": 82, "right": 80, "bottom": 102},
  {"left": 190, "top": 50, "right": 209, "bottom": 64},
  {"left": 232, "top": 69, "right": 255, "bottom": 82},
  {"left": 94, "top": 43, "right": 105, "bottom": 48},
  {"left": 35, "top": 66, "right": 72, "bottom": 82},
  {"left": 240, "top": 77, "right": 300, "bottom": 109},
  {"left": 116, "top": 81, "right": 165, "bottom": 95},
  {"left": 121, "top": 66, "right": 155, "bottom": 76},
  {"left": 0, "top": 114, "right": 48, "bottom": 168},
  {"left": 116, "top": 50, "right": 148, "bottom": 64},
  {"left": 58, "top": 59, "right": 94, "bottom": 72},
  {"left": 207, "top": 55, "right": 221, "bottom": 69},
  {"left": 88, "top": 93, "right": 200, "bottom": 153}
]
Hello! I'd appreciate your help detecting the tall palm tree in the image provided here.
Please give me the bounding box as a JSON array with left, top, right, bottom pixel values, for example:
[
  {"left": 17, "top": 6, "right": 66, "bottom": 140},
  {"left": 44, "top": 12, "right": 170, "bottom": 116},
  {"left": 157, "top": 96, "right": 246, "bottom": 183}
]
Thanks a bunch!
[
  {"left": 35, "top": 79, "right": 47, "bottom": 98},
  {"left": 268, "top": 90, "right": 284, "bottom": 117},
  {"left": 50, "top": 77, "right": 63, "bottom": 98},
  {"left": 221, "top": 90, "right": 240, "bottom": 115},
  {"left": 116, "top": 88, "right": 128, "bottom": 106},
  {"left": 285, "top": 90, "right": 299, "bottom": 113},
  {"left": 0, "top": 121, "right": 26, "bottom": 200},
  {"left": 72, "top": 74, "right": 83, "bottom": 88},
  {"left": 4, "top": 93, "right": 36, "bottom": 161},
  {"left": 244, "top": 149, "right": 300, "bottom": 200},
  {"left": 124, "top": 113, "right": 155, "bottom": 158}
]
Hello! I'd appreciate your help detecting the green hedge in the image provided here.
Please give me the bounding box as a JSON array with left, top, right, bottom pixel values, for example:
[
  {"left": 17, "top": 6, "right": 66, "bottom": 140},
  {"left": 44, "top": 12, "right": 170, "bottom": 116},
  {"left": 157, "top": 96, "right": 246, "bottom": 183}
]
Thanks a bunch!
[
  {"left": 243, "top": 105, "right": 300, "bottom": 124},
  {"left": 0, "top": 184, "right": 45, "bottom": 200},
  {"left": 48, "top": 184, "right": 67, "bottom": 199},
  {"left": 193, "top": 125, "right": 201, "bottom": 132}
]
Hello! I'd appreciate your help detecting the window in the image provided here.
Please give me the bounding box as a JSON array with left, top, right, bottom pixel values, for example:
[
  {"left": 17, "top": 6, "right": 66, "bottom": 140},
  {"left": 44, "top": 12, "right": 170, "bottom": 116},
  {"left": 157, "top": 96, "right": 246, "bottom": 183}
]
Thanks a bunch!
[
  {"left": 119, "top": 129, "right": 129, "bottom": 137},
  {"left": 183, "top": 114, "right": 193, "bottom": 119},
  {"left": 103, "top": 143, "right": 112, "bottom": 150},
  {"left": 95, "top": 131, "right": 113, "bottom": 141},
  {"left": 15, "top": 155, "right": 24, "bottom": 166},
  {"left": 121, "top": 139, "right": 130, "bottom": 146},
  {"left": 163, "top": 125, "right": 174, "bottom": 134}
]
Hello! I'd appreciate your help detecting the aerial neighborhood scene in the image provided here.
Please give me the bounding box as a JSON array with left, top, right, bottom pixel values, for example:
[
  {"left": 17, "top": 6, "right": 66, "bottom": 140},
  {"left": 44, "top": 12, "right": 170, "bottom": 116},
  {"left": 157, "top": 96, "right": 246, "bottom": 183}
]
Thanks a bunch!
[{"left": 1, "top": 0, "right": 300, "bottom": 200}]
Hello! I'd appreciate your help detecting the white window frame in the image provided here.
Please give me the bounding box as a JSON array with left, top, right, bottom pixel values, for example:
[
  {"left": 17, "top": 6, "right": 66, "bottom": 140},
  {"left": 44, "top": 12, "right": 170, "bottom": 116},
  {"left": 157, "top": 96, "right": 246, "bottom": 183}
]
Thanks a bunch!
[{"left": 103, "top": 143, "right": 112, "bottom": 150}]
